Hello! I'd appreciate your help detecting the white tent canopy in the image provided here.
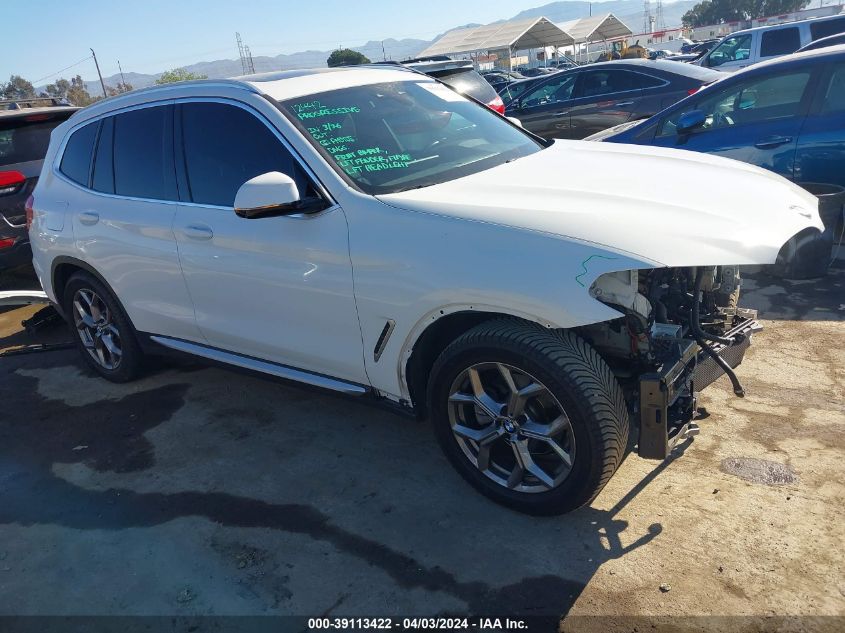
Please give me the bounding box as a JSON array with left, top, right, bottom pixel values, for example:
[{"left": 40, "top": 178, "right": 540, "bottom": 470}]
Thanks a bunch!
[
  {"left": 556, "top": 13, "right": 632, "bottom": 43},
  {"left": 417, "top": 16, "right": 576, "bottom": 58}
]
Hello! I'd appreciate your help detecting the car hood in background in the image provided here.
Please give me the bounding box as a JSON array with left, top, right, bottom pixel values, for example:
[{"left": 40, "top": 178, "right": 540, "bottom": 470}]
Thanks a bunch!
[
  {"left": 583, "top": 119, "right": 646, "bottom": 141},
  {"left": 377, "top": 141, "right": 823, "bottom": 267}
]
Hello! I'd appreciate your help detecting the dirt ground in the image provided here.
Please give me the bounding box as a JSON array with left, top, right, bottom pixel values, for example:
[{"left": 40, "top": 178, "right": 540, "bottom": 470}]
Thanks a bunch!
[{"left": 0, "top": 266, "right": 843, "bottom": 632}]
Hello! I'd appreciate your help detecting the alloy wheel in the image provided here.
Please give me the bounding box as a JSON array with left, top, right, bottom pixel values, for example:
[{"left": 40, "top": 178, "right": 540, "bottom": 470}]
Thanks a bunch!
[
  {"left": 447, "top": 362, "right": 575, "bottom": 493},
  {"left": 72, "top": 288, "right": 123, "bottom": 370}
]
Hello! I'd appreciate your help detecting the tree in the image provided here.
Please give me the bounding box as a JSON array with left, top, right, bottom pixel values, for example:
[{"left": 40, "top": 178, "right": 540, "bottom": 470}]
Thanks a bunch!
[
  {"left": 155, "top": 68, "right": 207, "bottom": 84},
  {"left": 1, "top": 75, "right": 36, "bottom": 100},
  {"left": 106, "top": 81, "right": 133, "bottom": 96},
  {"left": 683, "top": 0, "right": 809, "bottom": 27},
  {"left": 45, "top": 78, "right": 71, "bottom": 100},
  {"left": 66, "top": 75, "right": 95, "bottom": 106},
  {"left": 327, "top": 48, "right": 370, "bottom": 67}
]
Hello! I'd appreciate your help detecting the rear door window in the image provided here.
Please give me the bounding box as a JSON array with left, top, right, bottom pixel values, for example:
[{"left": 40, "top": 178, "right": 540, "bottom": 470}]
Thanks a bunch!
[
  {"left": 820, "top": 64, "right": 845, "bottom": 114},
  {"left": 575, "top": 69, "right": 639, "bottom": 98},
  {"left": 112, "top": 105, "right": 176, "bottom": 200},
  {"left": 92, "top": 116, "right": 115, "bottom": 194},
  {"left": 179, "top": 101, "right": 312, "bottom": 207},
  {"left": 59, "top": 121, "right": 98, "bottom": 186},
  {"left": 811, "top": 16, "right": 845, "bottom": 41},
  {"left": 659, "top": 71, "right": 812, "bottom": 135},
  {"left": 760, "top": 27, "right": 801, "bottom": 58}
]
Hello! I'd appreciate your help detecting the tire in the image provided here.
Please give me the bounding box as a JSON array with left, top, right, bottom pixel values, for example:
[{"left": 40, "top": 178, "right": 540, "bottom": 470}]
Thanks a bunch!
[
  {"left": 428, "top": 319, "right": 629, "bottom": 515},
  {"left": 62, "top": 271, "right": 144, "bottom": 383}
]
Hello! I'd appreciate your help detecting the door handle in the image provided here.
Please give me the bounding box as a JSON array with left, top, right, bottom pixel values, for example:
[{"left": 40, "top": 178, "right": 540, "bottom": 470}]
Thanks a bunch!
[
  {"left": 78, "top": 211, "right": 99, "bottom": 225},
  {"left": 182, "top": 224, "right": 214, "bottom": 240},
  {"left": 755, "top": 136, "right": 793, "bottom": 149},
  {"left": 552, "top": 111, "right": 569, "bottom": 117},
  {"left": 615, "top": 101, "right": 634, "bottom": 107}
]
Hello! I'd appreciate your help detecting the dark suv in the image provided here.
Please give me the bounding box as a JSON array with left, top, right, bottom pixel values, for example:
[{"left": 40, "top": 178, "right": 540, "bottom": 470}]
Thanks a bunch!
[{"left": 0, "top": 99, "right": 79, "bottom": 274}]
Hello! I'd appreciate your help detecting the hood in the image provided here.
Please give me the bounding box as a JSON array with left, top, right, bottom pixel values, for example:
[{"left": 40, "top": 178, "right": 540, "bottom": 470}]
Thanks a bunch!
[{"left": 377, "top": 141, "right": 823, "bottom": 267}]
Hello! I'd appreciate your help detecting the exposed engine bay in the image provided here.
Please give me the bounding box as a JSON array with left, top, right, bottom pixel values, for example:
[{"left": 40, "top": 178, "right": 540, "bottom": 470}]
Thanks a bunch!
[{"left": 577, "top": 266, "right": 761, "bottom": 459}]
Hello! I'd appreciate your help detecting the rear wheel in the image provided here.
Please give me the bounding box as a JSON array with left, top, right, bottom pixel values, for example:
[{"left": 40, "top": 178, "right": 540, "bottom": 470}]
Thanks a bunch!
[
  {"left": 428, "top": 320, "right": 629, "bottom": 515},
  {"left": 62, "top": 272, "right": 144, "bottom": 383}
]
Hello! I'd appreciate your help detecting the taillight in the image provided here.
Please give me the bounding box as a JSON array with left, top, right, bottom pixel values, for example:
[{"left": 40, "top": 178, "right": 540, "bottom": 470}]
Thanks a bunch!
[
  {"left": 25, "top": 194, "right": 34, "bottom": 230},
  {"left": 688, "top": 86, "right": 704, "bottom": 96},
  {"left": 0, "top": 170, "right": 25, "bottom": 195},
  {"left": 0, "top": 237, "right": 17, "bottom": 250},
  {"left": 487, "top": 95, "right": 506, "bottom": 115}
]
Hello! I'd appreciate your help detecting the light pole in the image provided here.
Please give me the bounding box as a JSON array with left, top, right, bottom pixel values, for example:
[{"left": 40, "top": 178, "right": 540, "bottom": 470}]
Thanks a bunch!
[{"left": 90, "top": 48, "right": 107, "bottom": 97}]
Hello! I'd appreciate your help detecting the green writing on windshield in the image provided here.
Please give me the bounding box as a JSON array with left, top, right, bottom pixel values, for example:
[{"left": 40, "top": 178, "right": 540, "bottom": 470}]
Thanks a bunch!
[{"left": 291, "top": 99, "right": 414, "bottom": 177}]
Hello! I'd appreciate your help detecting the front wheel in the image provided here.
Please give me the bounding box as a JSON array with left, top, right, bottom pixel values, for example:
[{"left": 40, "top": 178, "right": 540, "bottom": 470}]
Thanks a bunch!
[{"left": 428, "top": 320, "right": 629, "bottom": 515}]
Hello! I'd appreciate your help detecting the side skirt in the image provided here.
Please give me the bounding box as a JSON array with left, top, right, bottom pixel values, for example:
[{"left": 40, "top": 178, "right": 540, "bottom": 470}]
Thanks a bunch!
[{"left": 149, "top": 335, "right": 369, "bottom": 396}]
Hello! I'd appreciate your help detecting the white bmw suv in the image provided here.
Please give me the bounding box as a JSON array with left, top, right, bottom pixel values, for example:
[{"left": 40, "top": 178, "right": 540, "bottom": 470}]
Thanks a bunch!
[{"left": 29, "top": 66, "right": 822, "bottom": 514}]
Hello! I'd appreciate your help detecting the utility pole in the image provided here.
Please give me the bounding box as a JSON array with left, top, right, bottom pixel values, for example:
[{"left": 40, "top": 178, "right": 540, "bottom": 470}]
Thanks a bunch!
[
  {"left": 381, "top": 40, "right": 386, "bottom": 61},
  {"left": 117, "top": 60, "right": 127, "bottom": 89},
  {"left": 90, "top": 48, "right": 107, "bottom": 97}
]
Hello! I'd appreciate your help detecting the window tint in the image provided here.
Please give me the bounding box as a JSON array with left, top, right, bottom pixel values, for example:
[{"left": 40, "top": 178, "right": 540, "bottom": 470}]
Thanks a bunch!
[
  {"left": 637, "top": 73, "right": 666, "bottom": 89},
  {"left": 1, "top": 113, "right": 73, "bottom": 167},
  {"left": 521, "top": 74, "right": 577, "bottom": 106},
  {"left": 92, "top": 116, "right": 114, "bottom": 194},
  {"left": 659, "top": 71, "right": 811, "bottom": 136},
  {"left": 760, "top": 27, "right": 801, "bottom": 57},
  {"left": 112, "top": 106, "right": 174, "bottom": 200},
  {"left": 59, "top": 121, "right": 98, "bottom": 186},
  {"left": 811, "top": 17, "right": 845, "bottom": 41},
  {"left": 576, "top": 70, "right": 639, "bottom": 98},
  {"left": 180, "top": 102, "right": 311, "bottom": 207},
  {"left": 432, "top": 69, "right": 497, "bottom": 103},
  {"left": 821, "top": 65, "right": 845, "bottom": 114},
  {"left": 707, "top": 34, "right": 752, "bottom": 67}
]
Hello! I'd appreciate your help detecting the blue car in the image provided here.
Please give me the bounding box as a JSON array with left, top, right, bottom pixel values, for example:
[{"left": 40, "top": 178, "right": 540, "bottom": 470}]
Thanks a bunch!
[{"left": 587, "top": 45, "right": 845, "bottom": 189}]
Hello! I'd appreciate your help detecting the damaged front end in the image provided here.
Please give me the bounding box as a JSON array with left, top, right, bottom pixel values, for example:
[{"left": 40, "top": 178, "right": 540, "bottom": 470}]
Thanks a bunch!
[{"left": 577, "top": 266, "right": 762, "bottom": 460}]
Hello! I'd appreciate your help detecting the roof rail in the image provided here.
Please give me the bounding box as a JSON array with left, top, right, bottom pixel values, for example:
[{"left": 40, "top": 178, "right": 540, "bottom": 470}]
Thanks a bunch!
[{"left": 0, "top": 96, "right": 71, "bottom": 110}]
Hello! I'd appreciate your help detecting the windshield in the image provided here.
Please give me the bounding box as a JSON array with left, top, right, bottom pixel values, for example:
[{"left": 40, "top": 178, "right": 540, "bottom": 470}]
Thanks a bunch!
[{"left": 279, "top": 81, "right": 542, "bottom": 195}]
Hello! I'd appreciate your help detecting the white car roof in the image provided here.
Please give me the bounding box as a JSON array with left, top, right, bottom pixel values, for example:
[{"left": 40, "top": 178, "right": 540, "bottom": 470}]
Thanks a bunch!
[
  {"left": 66, "top": 66, "right": 430, "bottom": 126},
  {"left": 240, "top": 66, "right": 431, "bottom": 100}
]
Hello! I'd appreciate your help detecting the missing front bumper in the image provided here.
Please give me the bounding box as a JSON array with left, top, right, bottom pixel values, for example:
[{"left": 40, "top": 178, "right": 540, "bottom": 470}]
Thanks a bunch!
[{"left": 638, "top": 314, "right": 762, "bottom": 460}]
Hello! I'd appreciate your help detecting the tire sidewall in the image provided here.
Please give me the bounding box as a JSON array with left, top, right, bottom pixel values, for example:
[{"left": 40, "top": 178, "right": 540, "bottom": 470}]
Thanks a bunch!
[
  {"left": 62, "top": 272, "right": 141, "bottom": 383},
  {"left": 429, "top": 336, "right": 611, "bottom": 515}
]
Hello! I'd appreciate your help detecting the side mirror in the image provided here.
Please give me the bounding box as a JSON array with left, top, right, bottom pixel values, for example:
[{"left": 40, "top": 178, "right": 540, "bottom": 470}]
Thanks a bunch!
[
  {"left": 507, "top": 116, "right": 524, "bottom": 128},
  {"left": 234, "top": 172, "right": 319, "bottom": 219},
  {"left": 676, "top": 109, "right": 706, "bottom": 134}
]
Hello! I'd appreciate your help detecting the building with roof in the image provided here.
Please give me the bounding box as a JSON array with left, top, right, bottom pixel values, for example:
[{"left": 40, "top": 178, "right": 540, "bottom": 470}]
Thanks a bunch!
[
  {"left": 416, "top": 16, "right": 576, "bottom": 69},
  {"left": 417, "top": 13, "right": 634, "bottom": 69}
]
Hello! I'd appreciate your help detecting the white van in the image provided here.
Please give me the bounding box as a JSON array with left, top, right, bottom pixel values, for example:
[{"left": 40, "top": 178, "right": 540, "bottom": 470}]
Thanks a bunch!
[{"left": 696, "top": 12, "right": 845, "bottom": 71}]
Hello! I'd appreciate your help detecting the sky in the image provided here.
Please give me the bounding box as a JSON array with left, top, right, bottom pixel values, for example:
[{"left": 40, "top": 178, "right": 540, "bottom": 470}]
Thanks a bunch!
[
  {"left": 1, "top": 0, "right": 629, "bottom": 85},
  {"left": 2, "top": 0, "right": 527, "bottom": 84}
]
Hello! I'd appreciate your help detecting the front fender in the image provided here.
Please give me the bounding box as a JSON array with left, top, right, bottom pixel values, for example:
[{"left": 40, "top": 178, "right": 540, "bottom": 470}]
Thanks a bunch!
[{"left": 346, "top": 199, "right": 656, "bottom": 401}]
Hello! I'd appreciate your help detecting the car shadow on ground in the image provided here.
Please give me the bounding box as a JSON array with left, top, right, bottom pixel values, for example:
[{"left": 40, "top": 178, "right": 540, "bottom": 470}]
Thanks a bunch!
[{"left": 0, "top": 347, "right": 682, "bottom": 620}]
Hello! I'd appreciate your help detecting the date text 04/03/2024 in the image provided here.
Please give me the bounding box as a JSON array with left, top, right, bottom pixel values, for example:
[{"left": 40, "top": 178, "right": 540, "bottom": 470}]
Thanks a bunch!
[{"left": 307, "top": 617, "right": 529, "bottom": 630}]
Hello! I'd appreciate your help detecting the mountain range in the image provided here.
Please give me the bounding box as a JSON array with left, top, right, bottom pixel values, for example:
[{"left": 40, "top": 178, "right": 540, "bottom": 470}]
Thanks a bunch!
[{"left": 67, "top": 0, "right": 697, "bottom": 94}]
